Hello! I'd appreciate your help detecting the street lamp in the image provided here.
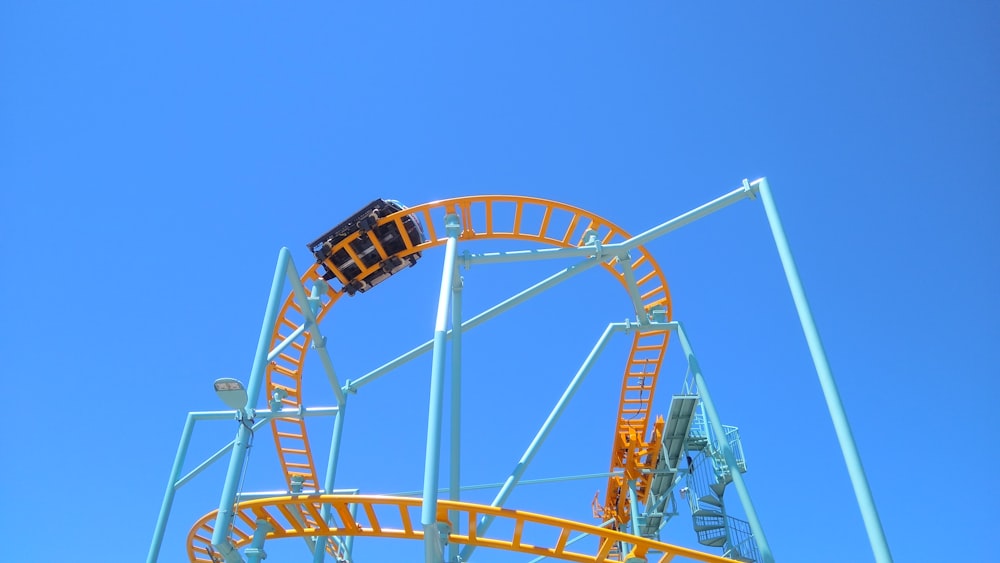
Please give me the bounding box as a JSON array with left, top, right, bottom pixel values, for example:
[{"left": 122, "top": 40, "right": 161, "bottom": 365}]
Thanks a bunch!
[{"left": 213, "top": 378, "right": 249, "bottom": 412}]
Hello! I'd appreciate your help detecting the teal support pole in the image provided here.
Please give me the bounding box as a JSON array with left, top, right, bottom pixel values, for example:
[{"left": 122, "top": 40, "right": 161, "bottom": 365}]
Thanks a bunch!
[
  {"left": 448, "top": 267, "right": 463, "bottom": 563},
  {"left": 755, "top": 178, "right": 893, "bottom": 563},
  {"left": 627, "top": 480, "right": 641, "bottom": 554},
  {"left": 212, "top": 248, "right": 292, "bottom": 562},
  {"left": 422, "top": 214, "right": 461, "bottom": 563},
  {"left": 179, "top": 408, "right": 338, "bottom": 421},
  {"left": 389, "top": 471, "right": 621, "bottom": 497},
  {"left": 148, "top": 403, "right": 339, "bottom": 560},
  {"left": 466, "top": 181, "right": 758, "bottom": 266},
  {"left": 176, "top": 418, "right": 269, "bottom": 488},
  {"left": 244, "top": 520, "right": 274, "bottom": 563},
  {"left": 267, "top": 322, "right": 308, "bottom": 363},
  {"left": 312, "top": 398, "right": 349, "bottom": 562},
  {"left": 622, "top": 181, "right": 757, "bottom": 249},
  {"left": 286, "top": 257, "right": 347, "bottom": 407},
  {"left": 672, "top": 322, "right": 774, "bottom": 563},
  {"left": 347, "top": 256, "right": 601, "bottom": 393},
  {"left": 148, "top": 413, "right": 196, "bottom": 563},
  {"left": 460, "top": 323, "right": 622, "bottom": 562},
  {"left": 344, "top": 502, "right": 360, "bottom": 559}
]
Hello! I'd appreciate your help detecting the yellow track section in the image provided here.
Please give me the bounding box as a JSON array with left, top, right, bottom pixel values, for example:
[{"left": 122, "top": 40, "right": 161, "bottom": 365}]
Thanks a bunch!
[
  {"left": 188, "top": 196, "right": 679, "bottom": 559},
  {"left": 187, "top": 495, "right": 738, "bottom": 563}
]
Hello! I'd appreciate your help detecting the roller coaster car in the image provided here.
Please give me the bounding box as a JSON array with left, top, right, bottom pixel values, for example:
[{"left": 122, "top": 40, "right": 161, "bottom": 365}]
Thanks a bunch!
[{"left": 308, "top": 199, "right": 426, "bottom": 296}]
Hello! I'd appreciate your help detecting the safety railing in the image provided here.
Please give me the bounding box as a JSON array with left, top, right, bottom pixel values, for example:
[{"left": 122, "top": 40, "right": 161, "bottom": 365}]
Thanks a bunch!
[
  {"left": 689, "top": 407, "right": 747, "bottom": 476},
  {"left": 723, "top": 516, "right": 760, "bottom": 562}
]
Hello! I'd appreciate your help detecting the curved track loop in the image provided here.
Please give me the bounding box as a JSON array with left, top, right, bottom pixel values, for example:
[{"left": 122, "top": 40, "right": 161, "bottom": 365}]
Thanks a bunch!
[
  {"left": 188, "top": 196, "right": 679, "bottom": 559},
  {"left": 187, "top": 495, "right": 738, "bottom": 563}
]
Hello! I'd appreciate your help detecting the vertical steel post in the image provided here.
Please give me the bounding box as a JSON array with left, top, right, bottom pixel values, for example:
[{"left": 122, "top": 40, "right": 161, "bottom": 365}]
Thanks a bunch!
[
  {"left": 448, "top": 266, "right": 463, "bottom": 563},
  {"left": 628, "top": 480, "right": 641, "bottom": 554},
  {"left": 212, "top": 248, "right": 292, "bottom": 562},
  {"left": 344, "top": 502, "right": 360, "bottom": 559},
  {"left": 460, "top": 323, "right": 621, "bottom": 562},
  {"left": 244, "top": 520, "right": 274, "bottom": 563},
  {"left": 672, "top": 322, "right": 774, "bottom": 563},
  {"left": 422, "top": 214, "right": 461, "bottom": 563},
  {"left": 343, "top": 503, "right": 358, "bottom": 561},
  {"left": 147, "top": 413, "right": 196, "bottom": 563},
  {"left": 312, "top": 398, "right": 349, "bottom": 562},
  {"left": 755, "top": 178, "right": 893, "bottom": 562}
]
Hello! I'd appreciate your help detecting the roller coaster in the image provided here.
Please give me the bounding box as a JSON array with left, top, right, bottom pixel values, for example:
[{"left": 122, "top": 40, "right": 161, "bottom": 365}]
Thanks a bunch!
[{"left": 149, "top": 178, "right": 893, "bottom": 562}]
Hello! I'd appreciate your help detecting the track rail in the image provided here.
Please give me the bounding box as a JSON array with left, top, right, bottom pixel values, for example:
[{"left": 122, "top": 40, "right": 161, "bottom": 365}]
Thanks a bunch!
[
  {"left": 187, "top": 495, "right": 739, "bottom": 563},
  {"left": 189, "top": 196, "right": 680, "bottom": 559}
]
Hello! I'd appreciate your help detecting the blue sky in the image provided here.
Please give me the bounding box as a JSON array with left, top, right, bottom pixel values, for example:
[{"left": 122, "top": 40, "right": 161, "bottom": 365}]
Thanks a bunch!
[{"left": 2, "top": 2, "right": 998, "bottom": 562}]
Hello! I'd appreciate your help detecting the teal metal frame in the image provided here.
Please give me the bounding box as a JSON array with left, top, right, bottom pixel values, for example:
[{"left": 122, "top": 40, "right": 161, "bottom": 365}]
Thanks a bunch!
[
  {"left": 448, "top": 255, "right": 464, "bottom": 563},
  {"left": 754, "top": 178, "right": 893, "bottom": 563},
  {"left": 459, "top": 322, "right": 624, "bottom": 562},
  {"left": 150, "top": 178, "right": 893, "bottom": 563},
  {"left": 668, "top": 321, "right": 774, "bottom": 562},
  {"left": 421, "top": 213, "right": 462, "bottom": 561},
  {"left": 211, "top": 249, "right": 293, "bottom": 562},
  {"left": 345, "top": 256, "right": 603, "bottom": 393},
  {"left": 147, "top": 407, "right": 339, "bottom": 563},
  {"left": 148, "top": 248, "right": 347, "bottom": 563}
]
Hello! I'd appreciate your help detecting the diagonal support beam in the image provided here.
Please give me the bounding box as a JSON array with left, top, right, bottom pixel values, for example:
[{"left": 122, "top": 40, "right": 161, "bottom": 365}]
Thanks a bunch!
[
  {"left": 668, "top": 321, "right": 774, "bottom": 563},
  {"left": 755, "top": 177, "right": 893, "bottom": 563},
  {"left": 346, "top": 256, "right": 602, "bottom": 393},
  {"left": 460, "top": 322, "right": 624, "bottom": 562},
  {"left": 285, "top": 256, "right": 347, "bottom": 407},
  {"left": 212, "top": 247, "right": 293, "bottom": 563},
  {"left": 465, "top": 181, "right": 759, "bottom": 266}
]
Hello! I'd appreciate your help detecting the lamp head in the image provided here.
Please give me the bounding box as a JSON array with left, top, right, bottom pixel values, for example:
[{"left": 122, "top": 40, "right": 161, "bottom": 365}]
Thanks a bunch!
[{"left": 213, "top": 378, "right": 249, "bottom": 411}]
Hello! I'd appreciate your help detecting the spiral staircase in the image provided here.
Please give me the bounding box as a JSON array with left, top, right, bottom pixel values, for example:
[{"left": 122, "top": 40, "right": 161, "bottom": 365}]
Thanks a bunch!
[{"left": 681, "top": 404, "right": 759, "bottom": 563}]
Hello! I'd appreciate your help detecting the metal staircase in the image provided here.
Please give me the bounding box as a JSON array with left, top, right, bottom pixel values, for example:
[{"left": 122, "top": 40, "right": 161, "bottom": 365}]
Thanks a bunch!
[
  {"left": 637, "top": 395, "right": 699, "bottom": 539},
  {"left": 682, "top": 405, "right": 760, "bottom": 563},
  {"left": 591, "top": 383, "right": 765, "bottom": 562}
]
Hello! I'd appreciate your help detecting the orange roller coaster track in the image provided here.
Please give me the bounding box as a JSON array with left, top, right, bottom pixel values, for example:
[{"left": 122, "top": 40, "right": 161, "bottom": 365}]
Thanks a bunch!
[
  {"left": 264, "top": 197, "right": 671, "bottom": 521},
  {"left": 181, "top": 195, "right": 746, "bottom": 562},
  {"left": 188, "top": 495, "right": 740, "bottom": 563}
]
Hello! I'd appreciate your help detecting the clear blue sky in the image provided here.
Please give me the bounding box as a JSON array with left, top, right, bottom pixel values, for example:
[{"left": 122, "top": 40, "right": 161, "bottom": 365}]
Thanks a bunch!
[{"left": 2, "top": 2, "right": 998, "bottom": 562}]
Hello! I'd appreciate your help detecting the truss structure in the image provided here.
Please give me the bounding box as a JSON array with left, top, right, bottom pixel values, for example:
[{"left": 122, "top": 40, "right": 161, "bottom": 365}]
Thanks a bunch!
[{"left": 148, "top": 178, "right": 892, "bottom": 563}]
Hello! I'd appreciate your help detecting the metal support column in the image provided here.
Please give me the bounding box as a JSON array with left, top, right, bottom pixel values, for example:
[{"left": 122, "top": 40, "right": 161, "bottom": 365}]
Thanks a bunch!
[
  {"left": 448, "top": 265, "right": 463, "bottom": 563},
  {"left": 148, "top": 407, "right": 337, "bottom": 562},
  {"left": 343, "top": 502, "right": 360, "bottom": 560},
  {"left": 460, "top": 323, "right": 622, "bottom": 562},
  {"left": 312, "top": 398, "right": 350, "bottom": 562},
  {"left": 212, "top": 247, "right": 292, "bottom": 562},
  {"left": 755, "top": 177, "right": 893, "bottom": 562},
  {"left": 422, "top": 213, "right": 461, "bottom": 563},
  {"left": 628, "top": 480, "right": 642, "bottom": 553},
  {"left": 671, "top": 321, "right": 774, "bottom": 563},
  {"left": 148, "top": 414, "right": 196, "bottom": 563},
  {"left": 245, "top": 520, "right": 275, "bottom": 563}
]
